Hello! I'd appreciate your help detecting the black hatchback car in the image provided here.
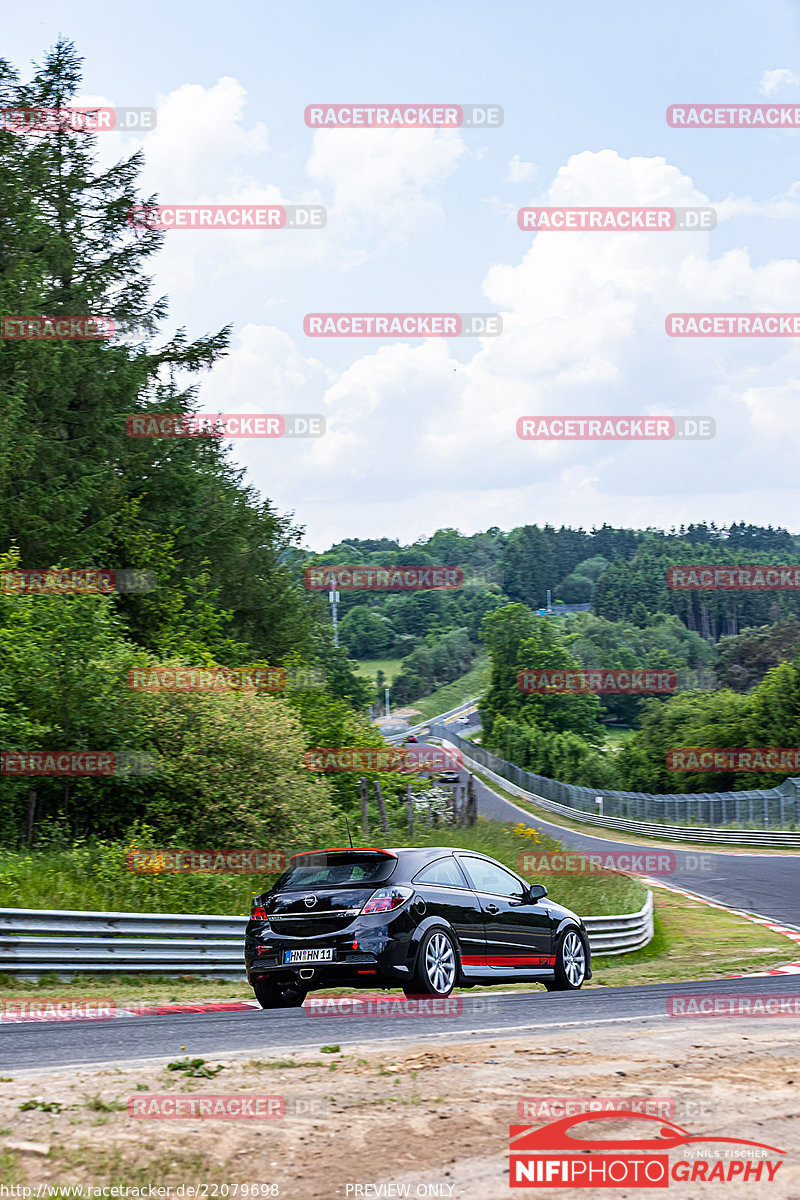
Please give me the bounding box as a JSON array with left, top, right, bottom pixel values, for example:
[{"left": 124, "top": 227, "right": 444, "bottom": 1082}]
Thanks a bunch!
[{"left": 245, "top": 846, "right": 591, "bottom": 1008}]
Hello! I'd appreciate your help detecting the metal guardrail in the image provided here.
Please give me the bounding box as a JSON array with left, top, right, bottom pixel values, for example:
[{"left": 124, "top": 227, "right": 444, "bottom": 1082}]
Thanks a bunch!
[
  {"left": 0, "top": 908, "right": 246, "bottom": 977},
  {"left": 0, "top": 894, "right": 653, "bottom": 978},
  {"left": 441, "top": 732, "right": 800, "bottom": 847},
  {"left": 384, "top": 698, "right": 480, "bottom": 744},
  {"left": 436, "top": 725, "right": 800, "bottom": 840},
  {"left": 583, "top": 891, "right": 653, "bottom": 957}
]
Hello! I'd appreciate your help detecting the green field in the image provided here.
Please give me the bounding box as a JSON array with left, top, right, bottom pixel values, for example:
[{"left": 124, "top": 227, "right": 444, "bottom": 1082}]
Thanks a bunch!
[
  {"left": 602, "top": 726, "right": 636, "bottom": 750},
  {"left": 350, "top": 658, "right": 404, "bottom": 686},
  {"left": 352, "top": 654, "right": 489, "bottom": 722},
  {"left": 412, "top": 656, "right": 490, "bottom": 721}
]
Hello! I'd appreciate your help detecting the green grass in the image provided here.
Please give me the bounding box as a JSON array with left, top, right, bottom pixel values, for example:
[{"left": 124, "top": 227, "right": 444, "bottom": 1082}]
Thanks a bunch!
[
  {"left": 411, "top": 656, "right": 490, "bottom": 722},
  {"left": 588, "top": 886, "right": 794, "bottom": 986},
  {"left": 0, "top": 843, "right": 275, "bottom": 915},
  {"left": 351, "top": 658, "right": 404, "bottom": 686},
  {"left": 352, "top": 654, "right": 488, "bottom": 721},
  {"left": 0, "top": 815, "right": 643, "bottom": 919},
  {"left": 602, "top": 726, "right": 636, "bottom": 750}
]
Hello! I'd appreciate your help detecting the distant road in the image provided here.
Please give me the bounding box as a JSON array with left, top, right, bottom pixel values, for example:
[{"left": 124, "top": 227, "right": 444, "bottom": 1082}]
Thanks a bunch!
[
  {"left": 469, "top": 768, "right": 800, "bottom": 929},
  {"left": 419, "top": 724, "right": 800, "bottom": 929}
]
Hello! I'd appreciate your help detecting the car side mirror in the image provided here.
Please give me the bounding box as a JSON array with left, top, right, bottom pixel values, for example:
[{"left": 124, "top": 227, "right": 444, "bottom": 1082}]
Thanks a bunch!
[{"left": 528, "top": 884, "right": 548, "bottom": 903}]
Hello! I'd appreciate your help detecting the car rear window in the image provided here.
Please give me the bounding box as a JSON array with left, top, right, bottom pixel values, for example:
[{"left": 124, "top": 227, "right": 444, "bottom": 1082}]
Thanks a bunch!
[
  {"left": 272, "top": 853, "right": 397, "bottom": 891},
  {"left": 413, "top": 857, "right": 468, "bottom": 888}
]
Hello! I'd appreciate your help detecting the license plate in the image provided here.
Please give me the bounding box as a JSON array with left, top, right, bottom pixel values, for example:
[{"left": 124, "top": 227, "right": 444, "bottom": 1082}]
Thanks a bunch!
[{"left": 284, "top": 948, "right": 334, "bottom": 963}]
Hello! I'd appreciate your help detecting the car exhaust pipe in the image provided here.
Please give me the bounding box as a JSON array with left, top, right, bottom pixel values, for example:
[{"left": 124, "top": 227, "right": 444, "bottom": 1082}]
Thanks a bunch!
[{"left": 299, "top": 969, "right": 315, "bottom": 980}]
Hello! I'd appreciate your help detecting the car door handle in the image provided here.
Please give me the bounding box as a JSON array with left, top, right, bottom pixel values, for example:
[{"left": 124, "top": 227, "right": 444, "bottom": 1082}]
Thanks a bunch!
[{"left": 485, "top": 903, "right": 500, "bottom": 914}]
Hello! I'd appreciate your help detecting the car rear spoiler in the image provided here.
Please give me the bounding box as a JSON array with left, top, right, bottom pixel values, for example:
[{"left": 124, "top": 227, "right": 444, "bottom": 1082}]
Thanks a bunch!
[{"left": 288, "top": 847, "right": 398, "bottom": 861}]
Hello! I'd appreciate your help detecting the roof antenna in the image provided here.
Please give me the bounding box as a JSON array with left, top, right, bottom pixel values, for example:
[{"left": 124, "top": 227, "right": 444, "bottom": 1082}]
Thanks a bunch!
[{"left": 344, "top": 814, "right": 354, "bottom": 849}]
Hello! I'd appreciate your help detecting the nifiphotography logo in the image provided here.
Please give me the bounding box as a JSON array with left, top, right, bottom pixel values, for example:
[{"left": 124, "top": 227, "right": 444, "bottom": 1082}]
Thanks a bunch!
[{"left": 508, "top": 1112, "right": 785, "bottom": 1187}]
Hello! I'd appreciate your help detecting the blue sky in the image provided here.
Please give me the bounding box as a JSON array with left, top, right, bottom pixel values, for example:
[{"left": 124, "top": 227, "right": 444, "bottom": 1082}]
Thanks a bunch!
[{"left": 5, "top": 1, "right": 800, "bottom": 547}]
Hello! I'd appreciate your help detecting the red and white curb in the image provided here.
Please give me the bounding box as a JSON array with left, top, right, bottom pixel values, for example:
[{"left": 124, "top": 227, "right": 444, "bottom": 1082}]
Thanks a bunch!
[
  {"left": 116, "top": 1000, "right": 260, "bottom": 1017},
  {"left": 645, "top": 877, "right": 800, "bottom": 976}
]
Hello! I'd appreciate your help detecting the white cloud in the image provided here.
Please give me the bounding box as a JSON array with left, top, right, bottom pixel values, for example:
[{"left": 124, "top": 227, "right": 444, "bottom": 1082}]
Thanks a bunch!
[
  {"left": 80, "top": 78, "right": 269, "bottom": 191},
  {"left": 758, "top": 69, "right": 800, "bottom": 96},
  {"left": 195, "top": 149, "right": 800, "bottom": 545},
  {"left": 83, "top": 78, "right": 473, "bottom": 300},
  {"left": 714, "top": 180, "right": 800, "bottom": 221},
  {"left": 506, "top": 154, "right": 536, "bottom": 183},
  {"left": 305, "top": 127, "right": 466, "bottom": 245},
  {"left": 141, "top": 78, "right": 269, "bottom": 194}
]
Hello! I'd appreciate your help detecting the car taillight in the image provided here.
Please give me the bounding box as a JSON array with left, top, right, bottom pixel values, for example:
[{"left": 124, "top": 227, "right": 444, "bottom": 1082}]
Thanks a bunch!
[
  {"left": 251, "top": 905, "right": 269, "bottom": 921},
  {"left": 361, "top": 886, "right": 413, "bottom": 915}
]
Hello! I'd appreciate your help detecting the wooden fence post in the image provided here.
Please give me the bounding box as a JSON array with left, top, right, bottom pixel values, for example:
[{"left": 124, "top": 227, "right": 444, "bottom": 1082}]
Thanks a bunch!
[{"left": 467, "top": 774, "right": 477, "bottom": 826}]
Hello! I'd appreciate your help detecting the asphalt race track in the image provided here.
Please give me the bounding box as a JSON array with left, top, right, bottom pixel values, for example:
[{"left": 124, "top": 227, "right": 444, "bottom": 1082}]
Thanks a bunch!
[
  {"left": 470, "top": 770, "right": 800, "bottom": 929},
  {"left": 3, "top": 976, "right": 800, "bottom": 1072},
  {"left": 428, "top": 721, "right": 800, "bottom": 929}
]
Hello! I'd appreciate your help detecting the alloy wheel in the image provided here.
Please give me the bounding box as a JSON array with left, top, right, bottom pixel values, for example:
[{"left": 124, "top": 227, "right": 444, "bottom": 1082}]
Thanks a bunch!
[
  {"left": 424, "top": 931, "right": 456, "bottom": 994},
  {"left": 562, "top": 930, "right": 586, "bottom": 986}
]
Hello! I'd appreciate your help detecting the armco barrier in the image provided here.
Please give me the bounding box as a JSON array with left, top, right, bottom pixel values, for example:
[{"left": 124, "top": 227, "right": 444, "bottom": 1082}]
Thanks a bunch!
[
  {"left": 0, "top": 895, "right": 653, "bottom": 978},
  {"left": 0, "top": 909, "right": 246, "bottom": 978},
  {"left": 384, "top": 698, "right": 480, "bottom": 744},
  {"left": 433, "top": 727, "right": 800, "bottom": 846}
]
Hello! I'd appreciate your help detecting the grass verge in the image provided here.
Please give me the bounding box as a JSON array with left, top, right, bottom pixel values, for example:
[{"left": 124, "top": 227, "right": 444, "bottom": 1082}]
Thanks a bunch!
[
  {"left": 411, "top": 657, "right": 490, "bottom": 722},
  {"left": 0, "top": 815, "right": 643, "bottom": 916},
  {"left": 586, "top": 885, "right": 796, "bottom": 987}
]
